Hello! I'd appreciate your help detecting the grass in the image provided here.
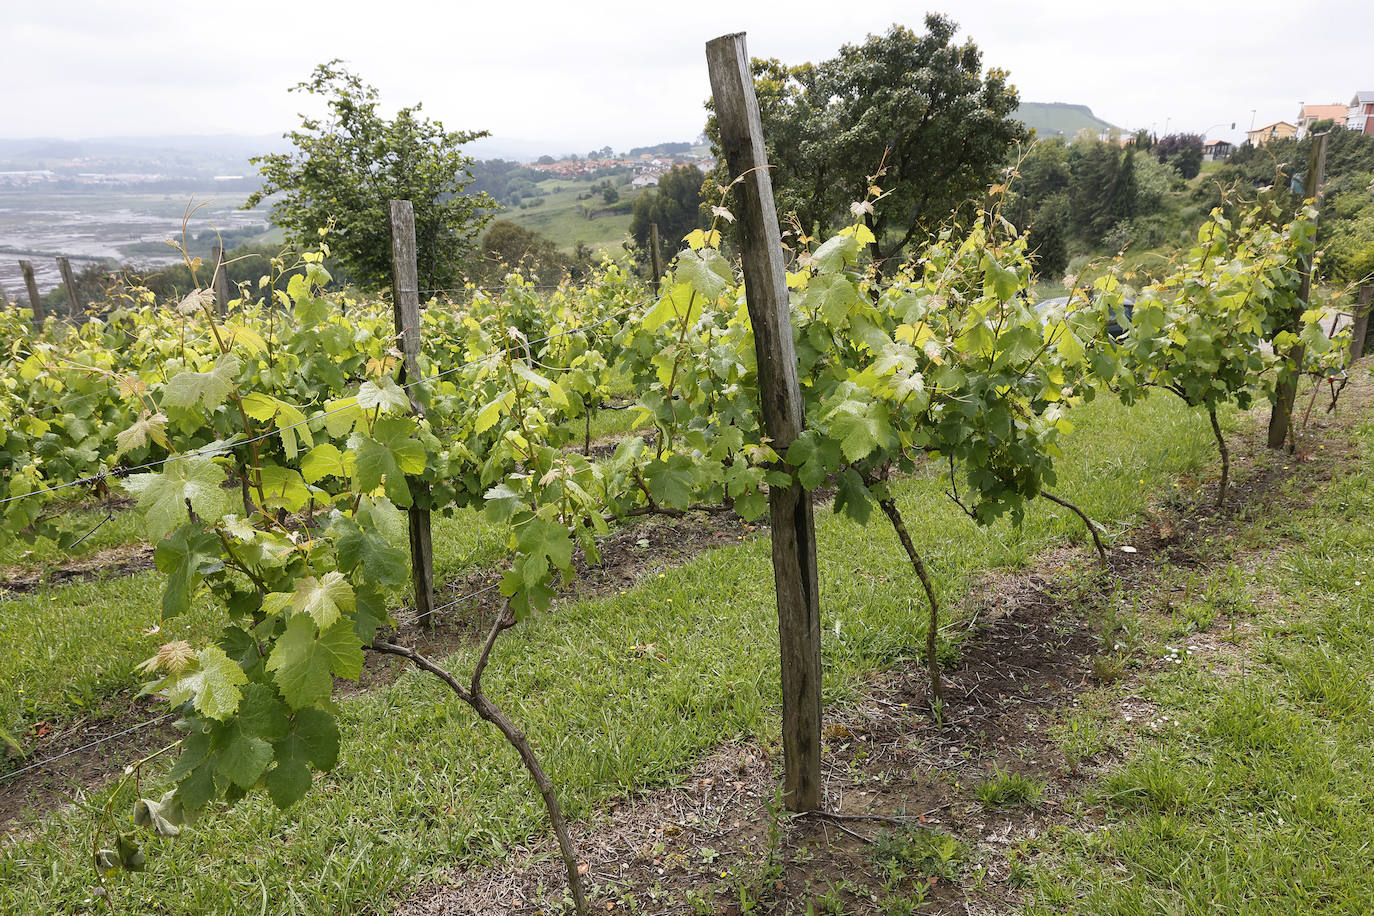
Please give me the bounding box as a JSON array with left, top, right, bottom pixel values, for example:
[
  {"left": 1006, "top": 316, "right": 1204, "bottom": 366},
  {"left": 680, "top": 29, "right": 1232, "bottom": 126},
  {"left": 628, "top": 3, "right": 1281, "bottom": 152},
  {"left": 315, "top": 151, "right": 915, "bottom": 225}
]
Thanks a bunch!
[
  {"left": 974, "top": 766, "right": 1047, "bottom": 808},
  {"left": 503, "top": 180, "right": 642, "bottom": 255},
  {"left": 0, "top": 392, "right": 1223, "bottom": 914},
  {"left": 1025, "top": 417, "right": 1374, "bottom": 914}
]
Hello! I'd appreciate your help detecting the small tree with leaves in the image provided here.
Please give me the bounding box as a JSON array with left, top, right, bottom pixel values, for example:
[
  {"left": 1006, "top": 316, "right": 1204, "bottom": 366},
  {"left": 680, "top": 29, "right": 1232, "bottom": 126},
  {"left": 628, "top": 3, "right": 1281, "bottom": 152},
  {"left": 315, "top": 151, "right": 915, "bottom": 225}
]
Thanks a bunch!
[{"left": 245, "top": 61, "right": 496, "bottom": 292}]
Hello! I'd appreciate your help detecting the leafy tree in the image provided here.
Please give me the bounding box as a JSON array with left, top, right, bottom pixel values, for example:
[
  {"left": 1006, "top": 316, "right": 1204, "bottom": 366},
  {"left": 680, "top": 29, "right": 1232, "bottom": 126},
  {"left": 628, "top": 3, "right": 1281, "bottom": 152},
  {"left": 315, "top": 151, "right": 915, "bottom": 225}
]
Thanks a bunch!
[
  {"left": 476, "top": 220, "right": 570, "bottom": 286},
  {"left": 244, "top": 61, "right": 496, "bottom": 292},
  {"left": 711, "top": 16, "right": 1026, "bottom": 272},
  {"left": 1156, "top": 133, "right": 1204, "bottom": 179},
  {"left": 629, "top": 165, "right": 705, "bottom": 267}
]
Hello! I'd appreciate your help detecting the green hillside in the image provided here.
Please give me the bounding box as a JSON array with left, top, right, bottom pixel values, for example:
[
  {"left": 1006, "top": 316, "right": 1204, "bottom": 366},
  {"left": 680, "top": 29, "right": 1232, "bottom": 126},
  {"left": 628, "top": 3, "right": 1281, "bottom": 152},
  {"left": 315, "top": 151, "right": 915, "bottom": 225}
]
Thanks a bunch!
[{"left": 1016, "top": 102, "right": 1117, "bottom": 138}]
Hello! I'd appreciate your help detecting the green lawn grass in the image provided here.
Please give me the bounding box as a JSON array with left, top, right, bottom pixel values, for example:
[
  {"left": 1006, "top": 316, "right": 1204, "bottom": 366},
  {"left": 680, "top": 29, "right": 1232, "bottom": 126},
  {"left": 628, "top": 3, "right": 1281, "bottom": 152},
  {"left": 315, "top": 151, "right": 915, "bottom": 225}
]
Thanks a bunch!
[
  {"left": 0, "top": 393, "right": 1221, "bottom": 914},
  {"left": 1026, "top": 418, "right": 1374, "bottom": 914},
  {"left": 502, "top": 180, "right": 640, "bottom": 255}
]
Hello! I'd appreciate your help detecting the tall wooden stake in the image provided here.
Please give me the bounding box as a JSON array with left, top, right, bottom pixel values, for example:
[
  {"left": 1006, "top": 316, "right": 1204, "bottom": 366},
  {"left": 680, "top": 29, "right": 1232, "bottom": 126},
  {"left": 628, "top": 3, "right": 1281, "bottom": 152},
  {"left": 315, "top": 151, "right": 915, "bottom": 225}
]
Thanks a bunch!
[
  {"left": 211, "top": 245, "right": 231, "bottom": 316},
  {"left": 388, "top": 200, "right": 436, "bottom": 627},
  {"left": 19, "top": 260, "right": 44, "bottom": 329},
  {"left": 1268, "top": 130, "right": 1329, "bottom": 449},
  {"left": 649, "top": 222, "right": 664, "bottom": 295},
  {"left": 1350, "top": 285, "right": 1373, "bottom": 362},
  {"left": 56, "top": 256, "right": 81, "bottom": 321},
  {"left": 707, "top": 31, "right": 823, "bottom": 813}
]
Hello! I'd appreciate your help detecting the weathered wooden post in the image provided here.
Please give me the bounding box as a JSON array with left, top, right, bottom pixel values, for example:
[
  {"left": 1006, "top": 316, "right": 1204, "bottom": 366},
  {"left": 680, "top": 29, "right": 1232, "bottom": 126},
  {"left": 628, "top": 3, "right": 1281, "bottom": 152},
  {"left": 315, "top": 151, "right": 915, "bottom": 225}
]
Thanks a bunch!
[
  {"left": 56, "top": 256, "right": 81, "bottom": 321},
  {"left": 707, "top": 31, "right": 823, "bottom": 812},
  {"left": 649, "top": 222, "right": 664, "bottom": 296},
  {"left": 211, "top": 245, "right": 231, "bottom": 316},
  {"left": 19, "top": 260, "right": 44, "bottom": 329},
  {"left": 388, "top": 200, "right": 436, "bottom": 628},
  {"left": 1269, "top": 130, "right": 1329, "bottom": 449},
  {"left": 0, "top": 279, "right": 10, "bottom": 309},
  {"left": 1349, "top": 285, "right": 1373, "bottom": 362}
]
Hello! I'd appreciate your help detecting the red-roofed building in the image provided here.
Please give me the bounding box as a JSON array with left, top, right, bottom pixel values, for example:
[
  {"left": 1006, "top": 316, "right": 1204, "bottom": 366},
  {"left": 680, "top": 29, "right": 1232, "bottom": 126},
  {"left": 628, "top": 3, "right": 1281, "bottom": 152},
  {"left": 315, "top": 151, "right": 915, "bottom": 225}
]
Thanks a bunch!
[
  {"left": 1203, "top": 138, "right": 1233, "bottom": 160},
  {"left": 1296, "top": 103, "right": 1349, "bottom": 137}
]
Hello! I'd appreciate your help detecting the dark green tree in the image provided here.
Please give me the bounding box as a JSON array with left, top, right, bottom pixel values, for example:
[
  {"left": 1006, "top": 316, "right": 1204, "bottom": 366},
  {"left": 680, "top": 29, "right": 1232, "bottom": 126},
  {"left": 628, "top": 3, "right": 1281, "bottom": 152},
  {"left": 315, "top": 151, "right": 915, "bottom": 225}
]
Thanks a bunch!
[
  {"left": 476, "top": 220, "right": 570, "bottom": 286},
  {"left": 1070, "top": 140, "right": 1121, "bottom": 244},
  {"left": 244, "top": 61, "right": 496, "bottom": 292},
  {"left": 710, "top": 16, "right": 1026, "bottom": 272},
  {"left": 630, "top": 165, "right": 706, "bottom": 267}
]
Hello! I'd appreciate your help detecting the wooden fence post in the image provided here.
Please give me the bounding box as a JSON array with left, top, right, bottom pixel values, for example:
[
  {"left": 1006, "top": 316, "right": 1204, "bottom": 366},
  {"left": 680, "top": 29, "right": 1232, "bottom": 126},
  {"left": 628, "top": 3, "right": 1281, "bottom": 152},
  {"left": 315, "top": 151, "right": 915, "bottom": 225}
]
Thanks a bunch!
[
  {"left": 0, "top": 279, "right": 10, "bottom": 309},
  {"left": 388, "top": 200, "right": 436, "bottom": 627},
  {"left": 19, "top": 260, "right": 44, "bottom": 329},
  {"left": 211, "top": 245, "right": 231, "bottom": 316},
  {"left": 649, "top": 222, "right": 664, "bottom": 296},
  {"left": 56, "top": 256, "right": 81, "bottom": 321},
  {"left": 1350, "top": 285, "right": 1373, "bottom": 362},
  {"left": 707, "top": 31, "right": 823, "bottom": 813},
  {"left": 1268, "top": 130, "right": 1329, "bottom": 449}
]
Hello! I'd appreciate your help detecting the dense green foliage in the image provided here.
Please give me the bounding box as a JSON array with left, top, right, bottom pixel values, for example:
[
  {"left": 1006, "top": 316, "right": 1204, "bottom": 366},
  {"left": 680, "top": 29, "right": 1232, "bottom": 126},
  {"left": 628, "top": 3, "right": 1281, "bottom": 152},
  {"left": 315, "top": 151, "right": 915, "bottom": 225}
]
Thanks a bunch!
[
  {"left": 1205, "top": 127, "right": 1374, "bottom": 284},
  {"left": 1005, "top": 134, "right": 1192, "bottom": 275},
  {"left": 713, "top": 16, "right": 1026, "bottom": 271},
  {"left": 0, "top": 178, "right": 1340, "bottom": 911},
  {"left": 629, "top": 164, "right": 706, "bottom": 270},
  {"left": 244, "top": 62, "right": 495, "bottom": 292}
]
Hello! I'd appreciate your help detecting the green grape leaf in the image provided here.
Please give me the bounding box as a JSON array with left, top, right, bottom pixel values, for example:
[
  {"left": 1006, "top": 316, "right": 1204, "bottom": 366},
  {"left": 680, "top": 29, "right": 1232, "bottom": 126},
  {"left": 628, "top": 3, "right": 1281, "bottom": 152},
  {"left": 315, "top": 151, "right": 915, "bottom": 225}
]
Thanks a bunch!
[
  {"left": 828, "top": 403, "right": 884, "bottom": 463},
  {"left": 265, "top": 707, "right": 339, "bottom": 808},
  {"left": 256, "top": 465, "right": 311, "bottom": 513},
  {"left": 154, "top": 525, "right": 225, "bottom": 619},
  {"left": 124, "top": 455, "right": 231, "bottom": 541},
  {"left": 291, "top": 571, "right": 355, "bottom": 629},
  {"left": 235, "top": 683, "right": 290, "bottom": 741},
  {"left": 514, "top": 516, "right": 574, "bottom": 588},
  {"left": 352, "top": 416, "right": 426, "bottom": 507},
  {"left": 813, "top": 233, "right": 862, "bottom": 271},
  {"left": 982, "top": 253, "right": 1020, "bottom": 301},
  {"left": 165, "top": 646, "right": 247, "bottom": 721},
  {"left": 301, "top": 443, "right": 347, "bottom": 483},
  {"left": 266, "top": 616, "right": 363, "bottom": 710},
  {"left": 833, "top": 468, "right": 874, "bottom": 524},
  {"left": 115, "top": 411, "right": 169, "bottom": 457},
  {"left": 336, "top": 519, "right": 409, "bottom": 587},
  {"left": 264, "top": 755, "right": 313, "bottom": 809},
  {"left": 676, "top": 248, "right": 733, "bottom": 300},
  {"left": 642, "top": 282, "right": 703, "bottom": 332},
  {"left": 357, "top": 377, "right": 411, "bottom": 414},
  {"left": 805, "top": 273, "right": 862, "bottom": 325},
  {"left": 162, "top": 353, "right": 242, "bottom": 411},
  {"left": 474, "top": 390, "right": 514, "bottom": 434},
  {"left": 214, "top": 722, "right": 273, "bottom": 789},
  {"left": 643, "top": 455, "right": 695, "bottom": 509}
]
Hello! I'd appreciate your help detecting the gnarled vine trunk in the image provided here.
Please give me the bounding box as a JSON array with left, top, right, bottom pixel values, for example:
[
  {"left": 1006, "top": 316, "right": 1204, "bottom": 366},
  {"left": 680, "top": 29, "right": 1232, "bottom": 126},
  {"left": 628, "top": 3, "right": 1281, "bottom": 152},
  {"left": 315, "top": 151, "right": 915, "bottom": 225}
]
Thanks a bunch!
[{"left": 877, "top": 496, "right": 944, "bottom": 714}]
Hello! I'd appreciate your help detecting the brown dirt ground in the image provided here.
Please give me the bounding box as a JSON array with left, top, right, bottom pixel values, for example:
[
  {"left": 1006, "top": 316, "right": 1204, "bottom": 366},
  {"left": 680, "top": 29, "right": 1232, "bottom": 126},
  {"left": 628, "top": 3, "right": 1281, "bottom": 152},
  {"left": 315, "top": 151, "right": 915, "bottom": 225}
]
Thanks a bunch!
[
  {"left": 392, "top": 367, "right": 1374, "bottom": 915},
  {"left": 0, "top": 542, "right": 154, "bottom": 594}
]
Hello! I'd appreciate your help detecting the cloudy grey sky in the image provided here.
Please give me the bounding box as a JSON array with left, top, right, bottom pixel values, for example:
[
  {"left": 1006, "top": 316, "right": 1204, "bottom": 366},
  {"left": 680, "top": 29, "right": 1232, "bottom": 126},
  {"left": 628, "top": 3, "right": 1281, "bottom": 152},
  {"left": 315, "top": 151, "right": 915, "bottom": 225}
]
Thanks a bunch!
[{"left": 2, "top": 0, "right": 1370, "bottom": 153}]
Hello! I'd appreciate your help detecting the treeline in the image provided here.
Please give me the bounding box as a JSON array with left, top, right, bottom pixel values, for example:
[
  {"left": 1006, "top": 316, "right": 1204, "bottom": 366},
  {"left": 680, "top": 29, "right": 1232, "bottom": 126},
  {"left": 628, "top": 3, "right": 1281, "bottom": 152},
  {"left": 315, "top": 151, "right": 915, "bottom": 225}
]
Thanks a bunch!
[{"left": 1004, "top": 132, "right": 1202, "bottom": 280}]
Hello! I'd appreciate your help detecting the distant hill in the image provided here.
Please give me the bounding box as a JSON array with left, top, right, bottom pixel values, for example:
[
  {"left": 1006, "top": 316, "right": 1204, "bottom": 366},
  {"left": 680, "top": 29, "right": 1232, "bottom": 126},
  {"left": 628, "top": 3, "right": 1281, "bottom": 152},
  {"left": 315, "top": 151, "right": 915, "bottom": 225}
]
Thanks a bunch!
[{"left": 1015, "top": 103, "right": 1117, "bottom": 138}]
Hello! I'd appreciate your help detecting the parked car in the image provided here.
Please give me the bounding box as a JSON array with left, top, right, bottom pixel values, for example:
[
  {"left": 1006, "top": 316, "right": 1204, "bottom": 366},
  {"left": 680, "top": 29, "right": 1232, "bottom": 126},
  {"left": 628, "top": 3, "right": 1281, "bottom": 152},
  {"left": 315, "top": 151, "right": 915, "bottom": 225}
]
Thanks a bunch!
[{"left": 1033, "top": 294, "right": 1134, "bottom": 340}]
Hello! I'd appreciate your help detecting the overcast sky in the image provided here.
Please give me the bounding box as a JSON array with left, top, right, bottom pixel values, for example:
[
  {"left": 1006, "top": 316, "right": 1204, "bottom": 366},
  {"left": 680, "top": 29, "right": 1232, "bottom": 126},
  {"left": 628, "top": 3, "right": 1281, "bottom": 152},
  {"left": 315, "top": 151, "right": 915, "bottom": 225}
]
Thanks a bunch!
[{"left": 2, "top": 0, "right": 1370, "bottom": 154}]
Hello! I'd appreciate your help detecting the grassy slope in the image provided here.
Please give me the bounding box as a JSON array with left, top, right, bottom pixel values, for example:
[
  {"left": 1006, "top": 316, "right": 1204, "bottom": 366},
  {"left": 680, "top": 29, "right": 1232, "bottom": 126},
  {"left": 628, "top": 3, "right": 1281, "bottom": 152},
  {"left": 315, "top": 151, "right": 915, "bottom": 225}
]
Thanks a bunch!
[
  {"left": 1016, "top": 102, "right": 1116, "bottom": 138},
  {"left": 0, "top": 393, "right": 1222, "bottom": 914},
  {"left": 501, "top": 180, "right": 640, "bottom": 255},
  {"left": 1027, "top": 416, "right": 1374, "bottom": 914}
]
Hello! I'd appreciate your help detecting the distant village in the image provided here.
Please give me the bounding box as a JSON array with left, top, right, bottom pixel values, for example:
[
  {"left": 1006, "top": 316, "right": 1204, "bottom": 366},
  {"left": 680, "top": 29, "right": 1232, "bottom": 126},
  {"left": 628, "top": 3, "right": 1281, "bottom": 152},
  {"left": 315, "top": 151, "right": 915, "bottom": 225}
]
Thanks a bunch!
[
  {"left": 523, "top": 152, "right": 718, "bottom": 189},
  {"left": 1203, "top": 91, "right": 1374, "bottom": 161}
]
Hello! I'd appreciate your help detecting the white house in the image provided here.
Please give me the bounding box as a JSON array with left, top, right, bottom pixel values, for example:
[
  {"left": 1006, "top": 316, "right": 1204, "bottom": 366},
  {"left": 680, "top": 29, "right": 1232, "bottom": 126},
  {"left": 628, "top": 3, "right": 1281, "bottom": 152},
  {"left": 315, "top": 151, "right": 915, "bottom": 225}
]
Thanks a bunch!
[{"left": 1348, "top": 91, "right": 1374, "bottom": 136}]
